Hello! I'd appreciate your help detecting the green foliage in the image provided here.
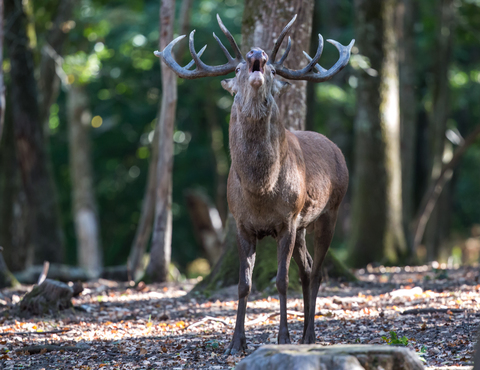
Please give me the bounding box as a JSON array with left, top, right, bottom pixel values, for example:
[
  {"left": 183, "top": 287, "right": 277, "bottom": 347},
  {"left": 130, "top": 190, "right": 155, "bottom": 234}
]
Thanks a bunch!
[
  {"left": 381, "top": 331, "right": 409, "bottom": 346},
  {"left": 19, "top": 0, "right": 480, "bottom": 273}
]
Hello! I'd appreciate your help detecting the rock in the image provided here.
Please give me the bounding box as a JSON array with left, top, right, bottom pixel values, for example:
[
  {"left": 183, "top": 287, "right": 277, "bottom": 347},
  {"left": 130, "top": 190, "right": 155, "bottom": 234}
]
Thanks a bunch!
[
  {"left": 19, "top": 279, "right": 74, "bottom": 316},
  {"left": 235, "top": 344, "right": 424, "bottom": 370}
]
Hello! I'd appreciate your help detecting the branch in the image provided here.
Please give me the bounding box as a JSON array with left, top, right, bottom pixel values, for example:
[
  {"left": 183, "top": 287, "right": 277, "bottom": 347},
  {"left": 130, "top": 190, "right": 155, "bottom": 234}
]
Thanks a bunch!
[{"left": 412, "top": 125, "right": 480, "bottom": 251}]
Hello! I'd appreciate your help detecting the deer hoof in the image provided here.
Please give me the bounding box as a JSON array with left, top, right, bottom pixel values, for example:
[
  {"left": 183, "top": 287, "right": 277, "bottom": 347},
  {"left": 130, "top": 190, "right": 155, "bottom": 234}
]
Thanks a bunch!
[{"left": 224, "top": 336, "right": 247, "bottom": 355}]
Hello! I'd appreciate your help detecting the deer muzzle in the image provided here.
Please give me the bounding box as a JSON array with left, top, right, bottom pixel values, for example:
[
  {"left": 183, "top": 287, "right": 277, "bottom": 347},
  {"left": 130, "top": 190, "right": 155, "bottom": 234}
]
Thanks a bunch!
[{"left": 247, "top": 48, "right": 268, "bottom": 88}]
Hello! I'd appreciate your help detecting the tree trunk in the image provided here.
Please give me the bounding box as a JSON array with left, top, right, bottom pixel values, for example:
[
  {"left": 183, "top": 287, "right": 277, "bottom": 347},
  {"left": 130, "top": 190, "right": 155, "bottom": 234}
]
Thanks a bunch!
[
  {"left": 0, "top": 103, "right": 30, "bottom": 271},
  {"left": 0, "top": 0, "right": 4, "bottom": 142},
  {"left": 38, "top": 0, "right": 74, "bottom": 130},
  {"left": 424, "top": 0, "right": 455, "bottom": 261},
  {"left": 348, "top": 0, "right": 407, "bottom": 267},
  {"left": 144, "top": 0, "right": 177, "bottom": 283},
  {"left": 5, "top": 0, "right": 65, "bottom": 265},
  {"left": 130, "top": 0, "right": 193, "bottom": 282},
  {"left": 397, "top": 0, "right": 417, "bottom": 252},
  {"left": 0, "top": 1, "right": 19, "bottom": 288},
  {"left": 67, "top": 84, "right": 102, "bottom": 278},
  {"left": 242, "top": 0, "right": 314, "bottom": 131}
]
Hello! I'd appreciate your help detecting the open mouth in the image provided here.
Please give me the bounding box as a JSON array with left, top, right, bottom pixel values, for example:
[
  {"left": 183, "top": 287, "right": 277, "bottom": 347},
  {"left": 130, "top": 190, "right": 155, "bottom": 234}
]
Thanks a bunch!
[{"left": 250, "top": 59, "right": 264, "bottom": 74}]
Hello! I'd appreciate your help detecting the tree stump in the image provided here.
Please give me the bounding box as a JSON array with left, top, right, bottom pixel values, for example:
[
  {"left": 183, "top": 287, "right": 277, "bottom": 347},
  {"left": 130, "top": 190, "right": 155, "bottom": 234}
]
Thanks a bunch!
[
  {"left": 236, "top": 344, "right": 424, "bottom": 370},
  {"left": 19, "top": 279, "right": 73, "bottom": 316}
]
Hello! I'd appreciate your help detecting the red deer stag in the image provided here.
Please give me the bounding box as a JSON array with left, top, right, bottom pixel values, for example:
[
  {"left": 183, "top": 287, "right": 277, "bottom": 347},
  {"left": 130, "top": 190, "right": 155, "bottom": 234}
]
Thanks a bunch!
[{"left": 155, "top": 15, "right": 354, "bottom": 354}]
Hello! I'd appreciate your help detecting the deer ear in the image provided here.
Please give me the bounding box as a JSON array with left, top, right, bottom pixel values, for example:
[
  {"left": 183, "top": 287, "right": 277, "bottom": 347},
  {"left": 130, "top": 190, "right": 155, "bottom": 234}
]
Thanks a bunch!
[
  {"left": 272, "top": 80, "right": 291, "bottom": 96},
  {"left": 221, "top": 78, "right": 238, "bottom": 96}
]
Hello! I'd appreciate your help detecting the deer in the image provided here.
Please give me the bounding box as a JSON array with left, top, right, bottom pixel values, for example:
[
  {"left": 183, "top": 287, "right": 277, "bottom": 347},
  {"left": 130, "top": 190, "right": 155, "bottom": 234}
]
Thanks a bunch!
[{"left": 155, "top": 15, "right": 354, "bottom": 354}]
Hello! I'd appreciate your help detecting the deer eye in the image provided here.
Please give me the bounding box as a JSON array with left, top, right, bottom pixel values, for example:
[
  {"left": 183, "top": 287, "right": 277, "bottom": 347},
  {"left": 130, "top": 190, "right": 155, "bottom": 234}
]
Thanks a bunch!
[
  {"left": 271, "top": 69, "right": 276, "bottom": 75},
  {"left": 235, "top": 67, "right": 240, "bottom": 74}
]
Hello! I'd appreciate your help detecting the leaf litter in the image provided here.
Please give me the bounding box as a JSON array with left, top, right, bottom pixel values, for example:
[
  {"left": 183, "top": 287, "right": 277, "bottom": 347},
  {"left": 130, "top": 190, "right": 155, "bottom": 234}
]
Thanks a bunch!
[{"left": 0, "top": 265, "right": 478, "bottom": 369}]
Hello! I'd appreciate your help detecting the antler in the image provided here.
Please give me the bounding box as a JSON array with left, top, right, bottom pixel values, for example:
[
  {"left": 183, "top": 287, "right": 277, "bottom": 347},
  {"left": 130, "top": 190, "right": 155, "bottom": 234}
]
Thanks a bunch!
[
  {"left": 154, "top": 14, "right": 244, "bottom": 79},
  {"left": 269, "top": 15, "right": 355, "bottom": 82}
]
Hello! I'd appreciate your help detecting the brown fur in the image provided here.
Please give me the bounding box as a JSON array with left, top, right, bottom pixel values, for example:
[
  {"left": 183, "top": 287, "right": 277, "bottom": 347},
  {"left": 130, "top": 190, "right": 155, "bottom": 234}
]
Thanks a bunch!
[{"left": 223, "top": 49, "right": 349, "bottom": 354}]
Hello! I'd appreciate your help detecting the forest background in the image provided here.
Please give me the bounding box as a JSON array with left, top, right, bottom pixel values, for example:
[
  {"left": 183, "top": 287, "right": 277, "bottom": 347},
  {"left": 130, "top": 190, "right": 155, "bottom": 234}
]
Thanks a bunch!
[{"left": 0, "top": 0, "right": 479, "bottom": 286}]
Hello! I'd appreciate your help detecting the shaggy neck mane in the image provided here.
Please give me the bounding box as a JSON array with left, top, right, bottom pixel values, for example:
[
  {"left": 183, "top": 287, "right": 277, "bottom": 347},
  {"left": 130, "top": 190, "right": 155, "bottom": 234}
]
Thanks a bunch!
[{"left": 236, "top": 86, "right": 274, "bottom": 120}]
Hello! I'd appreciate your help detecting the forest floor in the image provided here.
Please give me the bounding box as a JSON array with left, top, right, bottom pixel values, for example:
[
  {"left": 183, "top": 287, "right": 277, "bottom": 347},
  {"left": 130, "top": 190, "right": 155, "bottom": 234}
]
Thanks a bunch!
[{"left": 0, "top": 264, "right": 479, "bottom": 369}]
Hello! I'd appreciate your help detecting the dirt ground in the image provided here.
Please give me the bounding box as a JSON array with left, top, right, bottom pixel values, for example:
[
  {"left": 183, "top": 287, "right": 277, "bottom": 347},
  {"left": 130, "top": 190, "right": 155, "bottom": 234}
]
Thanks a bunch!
[{"left": 0, "top": 264, "right": 479, "bottom": 369}]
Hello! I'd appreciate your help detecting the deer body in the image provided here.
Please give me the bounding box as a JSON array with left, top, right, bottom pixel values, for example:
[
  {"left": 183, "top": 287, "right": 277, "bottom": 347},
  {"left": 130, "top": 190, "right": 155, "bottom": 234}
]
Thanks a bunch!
[
  {"left": 227, "top": 100, "right": 348, "bottom": 236},
  {"left": 156, "top": 14, "right": 354, "bottom": 354}
]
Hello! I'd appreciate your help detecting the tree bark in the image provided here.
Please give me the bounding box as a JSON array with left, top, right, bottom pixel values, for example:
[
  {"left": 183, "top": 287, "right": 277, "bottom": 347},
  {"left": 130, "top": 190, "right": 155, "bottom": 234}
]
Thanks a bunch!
[
  {"left": 348, "top": 0, "right": 407, "bottom": 267},
  {"left": 0, "top": 2, "right": 19, "bottom": 288},
  {"left": 67, "top": 84, "right": 102, "bottom": 278},
  {"left": 38, "top": 0, "right": 74, "bottom": 130},
  {"left": 0, "top": 100, "right": 30, "bottom": 271},
  {"left": 397, "top": 0, "right": 417, "bottom": 251},
  {"left": 424, "top": 0, "right": 456, "bottom": 261},
  {"left": 144, "top": 0, "right": 177, "bottom": 283},
  {"left": 242, "top": 0, "right": 314, "bottom": 131},
  {"left": 5, "top": 0, "right": 65, "bottom": 265}
]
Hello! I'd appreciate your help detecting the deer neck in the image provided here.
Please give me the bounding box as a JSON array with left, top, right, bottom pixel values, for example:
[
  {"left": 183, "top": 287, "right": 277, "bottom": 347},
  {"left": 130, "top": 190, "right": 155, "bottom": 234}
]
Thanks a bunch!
[{"left": 229, "top": 94, "right": 287, "bottom": 195}]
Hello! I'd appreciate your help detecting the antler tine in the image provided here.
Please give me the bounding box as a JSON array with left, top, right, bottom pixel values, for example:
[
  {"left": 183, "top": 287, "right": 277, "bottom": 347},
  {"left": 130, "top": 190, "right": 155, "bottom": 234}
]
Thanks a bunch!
[
  {"left": 213, "top": 32, "right": 234, "bottom": 62},
  {"left": 189, "top": 30, "right": 209, "bottom": 70},
  {"left": 185, "top": 45, "right": 207, "bottom": 70},
  {"left": 154, "top": 20, "right": 244, "bottom": 79},
  {"left": 216, "top": 14, "right": 243, "bottom": 61},
  {"left": 274, "top": 38, "right": 355, "bottom": 82},
  {"left": 269, "top": 14, "right": 297, "bottom": 63},
  {"left": 302, "top": 51, "right": 327, "bottom": 74},
  {"left": 277, "top": 36, "right": 292, "bottom": 65}
]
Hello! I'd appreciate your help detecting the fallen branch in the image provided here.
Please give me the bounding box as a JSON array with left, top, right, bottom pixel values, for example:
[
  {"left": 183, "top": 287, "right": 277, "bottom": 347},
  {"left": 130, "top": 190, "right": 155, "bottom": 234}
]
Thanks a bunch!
[
  {"left": 0, "top": 328, "right": 71, "bottom": 336},
  {"left": 15, "top": 344, "right": 82, "bottom": 354},
  {"left": 187, "top": 316, "right": 232, "bottom": 329},
  {"left": 245, "top": 310, "right": 305, "bottom": 326},
  {"left": 186, "top": 310, "right": 325, "bottom": 330},
  {"left": 401, "top": 308, "right": 465, "bottom": 315}
]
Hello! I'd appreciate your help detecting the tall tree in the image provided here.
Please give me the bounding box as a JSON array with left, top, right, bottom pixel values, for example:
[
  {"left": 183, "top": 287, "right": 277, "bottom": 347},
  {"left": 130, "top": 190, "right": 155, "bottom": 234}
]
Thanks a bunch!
[
  {"left": 242, "top": 0, "right": 314, "bottom": 131},
  {"left": 0, "top": 0, "right": 4, "bottom": 142},
  {"left": 348, "top": 0, "right": 407, "bottom": 267},
  {"left": 397, "top": 0, "right": 417, "bottom": 250},
  {"left": 130, "top": 0, "right": 193, "bottom": 281},
  {"left": 68, "top": 84, "right": 102, "bottom": 278},
  {"left": 144, "top": 0, "right": 177, "bottom": 282},
  {"left": 4, "top": 0, "right": 65, "bottom": 265},
  {"left": 424, "top": 0, "right": 456, "bottom": 261},
  {"left": 0, "top": 0, "right": 19, "bottom": 288}
]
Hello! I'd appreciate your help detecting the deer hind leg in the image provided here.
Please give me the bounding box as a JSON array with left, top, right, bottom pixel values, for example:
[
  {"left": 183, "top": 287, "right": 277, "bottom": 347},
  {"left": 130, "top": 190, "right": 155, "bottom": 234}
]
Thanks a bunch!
[
  {"left": 225, "top": 228, "right": 256, "bottom": 355},
  {"left": 276, "top": 224, "right": 297, "bottom": 345},
  {"left": 292, "top": 228, "right": 312, "bottom": 343},
  {"left": 304, "top": 210, "right": 338, "bottom": 344}
]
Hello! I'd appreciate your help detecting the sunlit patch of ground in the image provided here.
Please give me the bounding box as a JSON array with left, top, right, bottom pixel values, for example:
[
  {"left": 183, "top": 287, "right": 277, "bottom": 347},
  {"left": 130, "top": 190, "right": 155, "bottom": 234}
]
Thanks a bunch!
[{"left": 0, "top": 265, "right": 478, "bottom": 369}]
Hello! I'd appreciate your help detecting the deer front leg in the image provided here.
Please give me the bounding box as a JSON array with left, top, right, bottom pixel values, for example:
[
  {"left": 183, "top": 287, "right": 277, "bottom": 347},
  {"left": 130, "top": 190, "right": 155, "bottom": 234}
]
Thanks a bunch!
[
  {"left": 225, "top": 229, "right": 256, "bottom": 355},
  {"left": 292, "top": 228, "right": 312, "bottom": 343},
  {"left": 276, "top": 226, "right": 297, "bottom": 344}
]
